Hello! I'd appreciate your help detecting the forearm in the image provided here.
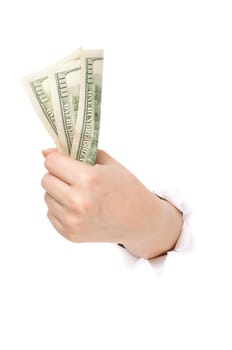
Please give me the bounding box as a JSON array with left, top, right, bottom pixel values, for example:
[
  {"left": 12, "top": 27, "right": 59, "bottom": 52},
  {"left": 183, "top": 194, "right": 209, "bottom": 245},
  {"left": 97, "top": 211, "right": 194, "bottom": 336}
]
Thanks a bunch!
[{"left": 123, "top": 196, "right": 183, "bottom": 259}]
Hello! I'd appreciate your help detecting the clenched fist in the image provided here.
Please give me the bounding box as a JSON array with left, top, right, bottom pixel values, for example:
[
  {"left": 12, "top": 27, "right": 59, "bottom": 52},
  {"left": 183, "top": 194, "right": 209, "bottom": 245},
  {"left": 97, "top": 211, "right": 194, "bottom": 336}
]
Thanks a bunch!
[{"left": 41, "top": 149, "right": 183, "bottom": 259}]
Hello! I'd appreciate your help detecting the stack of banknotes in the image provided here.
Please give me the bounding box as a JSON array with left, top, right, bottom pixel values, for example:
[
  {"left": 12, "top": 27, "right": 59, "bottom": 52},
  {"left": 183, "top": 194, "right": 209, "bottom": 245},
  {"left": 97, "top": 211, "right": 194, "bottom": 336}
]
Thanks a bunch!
[{"left": 22, "top": 48, "right": 104, "bottom": 165}]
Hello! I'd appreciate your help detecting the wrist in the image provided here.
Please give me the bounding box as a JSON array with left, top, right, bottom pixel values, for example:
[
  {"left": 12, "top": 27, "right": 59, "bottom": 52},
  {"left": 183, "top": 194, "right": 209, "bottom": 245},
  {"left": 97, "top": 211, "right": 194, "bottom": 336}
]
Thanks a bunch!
[{"left": 120, "top": 194, "right": 183, "bottom": 259}]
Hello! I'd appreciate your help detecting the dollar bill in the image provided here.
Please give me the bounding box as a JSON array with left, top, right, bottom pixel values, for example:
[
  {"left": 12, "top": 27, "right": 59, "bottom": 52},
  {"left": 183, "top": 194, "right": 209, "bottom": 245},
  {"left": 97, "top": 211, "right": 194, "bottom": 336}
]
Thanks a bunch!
[
  {"left": 70, "top": 50, "right": 104, "bottom": 164},
  {"left": 21, "top": 48, "right": 82, "bottom": 149},
  {"left": 49, "top": 59, "right": 81, "bottom": 155},
  {"left": 22, "top": 70, "right": 60, "bottom": 148}
]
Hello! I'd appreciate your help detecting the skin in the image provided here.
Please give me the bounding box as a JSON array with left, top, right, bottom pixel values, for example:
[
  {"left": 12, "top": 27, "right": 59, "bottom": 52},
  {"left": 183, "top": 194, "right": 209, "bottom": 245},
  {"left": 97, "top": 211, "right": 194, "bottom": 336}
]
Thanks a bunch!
[{"left": 41, "top": 148, "right": 183, "bottom": 259}]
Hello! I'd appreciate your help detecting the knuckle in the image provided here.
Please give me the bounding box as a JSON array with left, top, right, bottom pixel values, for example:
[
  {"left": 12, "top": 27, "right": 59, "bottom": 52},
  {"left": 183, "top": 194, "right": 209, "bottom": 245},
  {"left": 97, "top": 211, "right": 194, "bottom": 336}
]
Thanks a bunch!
[
  {"left": 44, "top": 192, "right": 48, "bottom": 204},
  {"left": 66, "top": 195, "right": 79, "bottom": 211},
  {"left": 66, "top": 231, "right": 78, "bottom": 242},
  {"left": 47, "top": 210, "right": 52, "bottom": 221},
  {"left": 62, "top": 213, "right": 73, "bottom": 228},
  {"left": 44, "top": 153, "right": 55, "bottom": 169},
  {"left": 79, "top": 197, "right": 94, "bottom": 216},
  {"left": 44, "top": 157, "right": 51, "bottom": 170},
  {"left": 64, "top": 216, "right": 85, "bottom": 235},
  {"left": 84, "top": 171, "right": 100, "bottom": 191},
  {"left": 63, "top": 213, "right": 79, "bottom": 230},
  {"left": 41, "top": 173, "right": 49, "bottom": 189}
]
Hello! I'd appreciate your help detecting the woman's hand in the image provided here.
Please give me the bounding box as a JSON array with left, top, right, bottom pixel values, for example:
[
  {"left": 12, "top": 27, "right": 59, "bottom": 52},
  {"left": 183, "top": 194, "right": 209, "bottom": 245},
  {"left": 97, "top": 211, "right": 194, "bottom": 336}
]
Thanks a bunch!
[{"left": 41, "top": 149, "right": 183, "bottom": 259}]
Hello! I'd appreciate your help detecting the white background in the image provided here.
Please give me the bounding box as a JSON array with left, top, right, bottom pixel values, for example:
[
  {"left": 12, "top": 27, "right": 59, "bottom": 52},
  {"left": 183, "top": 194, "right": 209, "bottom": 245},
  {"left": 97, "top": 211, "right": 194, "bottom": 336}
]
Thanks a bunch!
[{"left": 0, "top": 0, "right": 232, "bottom": 349}]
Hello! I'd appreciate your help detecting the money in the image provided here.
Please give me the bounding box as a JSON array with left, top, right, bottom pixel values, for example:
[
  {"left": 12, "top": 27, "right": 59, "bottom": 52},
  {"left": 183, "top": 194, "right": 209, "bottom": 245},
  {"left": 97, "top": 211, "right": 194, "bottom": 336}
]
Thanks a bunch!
[
  {"left": 71, "top": 50, "right": 103, "bottom": 164},
  {"left": 22, "top": 68, "right": 60, "bottom": 148},
  {"left": 49, "top": 59, "right": 82, "bottom": 155},
  {"left": 21, "top": 48, "right": 104, "bottom": 164}
]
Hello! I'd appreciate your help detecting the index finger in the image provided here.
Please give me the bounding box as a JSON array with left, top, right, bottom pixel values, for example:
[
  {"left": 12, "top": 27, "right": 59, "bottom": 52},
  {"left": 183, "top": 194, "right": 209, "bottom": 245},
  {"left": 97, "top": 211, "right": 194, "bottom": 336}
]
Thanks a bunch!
[{"left": 44, "top": 152, "right": 91, "bottom": 184}]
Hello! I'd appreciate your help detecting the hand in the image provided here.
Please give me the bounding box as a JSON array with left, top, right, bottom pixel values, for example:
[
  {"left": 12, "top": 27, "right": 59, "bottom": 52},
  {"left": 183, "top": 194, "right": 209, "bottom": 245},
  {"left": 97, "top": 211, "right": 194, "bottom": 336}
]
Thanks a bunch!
[{"left": 41, "top": 149, "right": 183, "bottom": 258}]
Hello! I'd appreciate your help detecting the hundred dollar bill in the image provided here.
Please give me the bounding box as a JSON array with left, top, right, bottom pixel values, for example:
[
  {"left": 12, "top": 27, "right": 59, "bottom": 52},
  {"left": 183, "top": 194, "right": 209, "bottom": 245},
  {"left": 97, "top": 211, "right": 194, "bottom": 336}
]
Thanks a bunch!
[
  {"left": 70, "top": 50, "right": 104, "bottom": 165},
  {"left": 21, "top": 48, "right": 82, "bottom": 149},
  {"left": 21, "top": 69, "right": 60, "bottom": 148},
  {"left": 21, "top": 48, "right": 104, "bottom": 165},
  {"left": 49, "top": 59, "right": 81, "bottom": 155}
]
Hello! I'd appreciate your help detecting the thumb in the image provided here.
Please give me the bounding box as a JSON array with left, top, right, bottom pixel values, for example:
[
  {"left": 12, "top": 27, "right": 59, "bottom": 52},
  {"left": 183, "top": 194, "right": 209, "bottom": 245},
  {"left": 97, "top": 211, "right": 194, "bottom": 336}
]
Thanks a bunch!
[
  {"left": 95, "top": 149, "right": 116, "bottom": 165},
  {"left": 42, "top": 148, "right": 58, "bottom": 158}
]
